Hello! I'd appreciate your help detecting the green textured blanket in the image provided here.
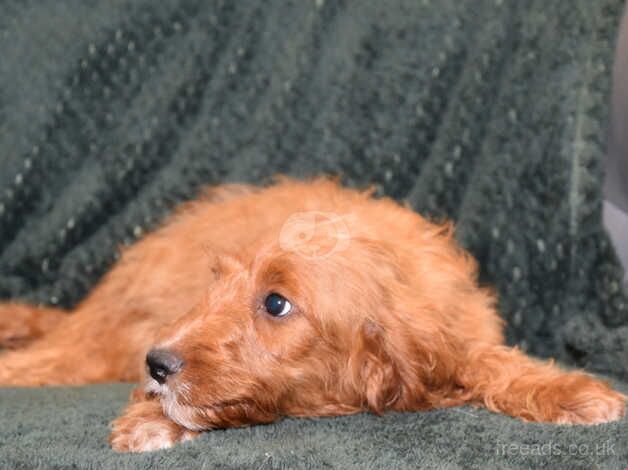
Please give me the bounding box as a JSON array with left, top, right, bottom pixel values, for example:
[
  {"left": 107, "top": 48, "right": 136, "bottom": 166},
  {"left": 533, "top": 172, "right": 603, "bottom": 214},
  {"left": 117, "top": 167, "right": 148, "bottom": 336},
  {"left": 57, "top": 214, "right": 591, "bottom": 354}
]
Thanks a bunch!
[
  {"left": 1, "top": 0, "right": 627, "bottom": 468},
  {"left": 1, "top": 382, "right": 627, "bottom": 469}
]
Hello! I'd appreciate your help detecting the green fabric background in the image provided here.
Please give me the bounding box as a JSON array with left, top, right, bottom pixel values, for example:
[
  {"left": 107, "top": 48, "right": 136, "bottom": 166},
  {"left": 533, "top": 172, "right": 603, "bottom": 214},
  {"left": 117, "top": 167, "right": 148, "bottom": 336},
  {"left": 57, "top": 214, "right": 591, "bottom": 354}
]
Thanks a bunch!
[{"left": 1, "top": 382, "right": 627, "bottom": 469}]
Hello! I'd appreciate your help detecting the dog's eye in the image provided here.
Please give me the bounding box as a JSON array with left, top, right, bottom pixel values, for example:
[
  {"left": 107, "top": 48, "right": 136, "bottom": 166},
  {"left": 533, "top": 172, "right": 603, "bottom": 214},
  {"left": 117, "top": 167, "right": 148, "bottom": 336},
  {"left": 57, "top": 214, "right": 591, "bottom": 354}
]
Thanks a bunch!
[{"left": 264, "top": 293, "right": 293, "bottom": 317}]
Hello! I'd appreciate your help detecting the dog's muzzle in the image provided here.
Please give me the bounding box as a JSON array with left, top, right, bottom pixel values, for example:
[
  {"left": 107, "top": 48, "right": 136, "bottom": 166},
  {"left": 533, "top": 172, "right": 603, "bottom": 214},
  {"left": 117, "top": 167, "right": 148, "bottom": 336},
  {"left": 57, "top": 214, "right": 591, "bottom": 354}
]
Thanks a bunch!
[{"left": 146, "top": 349, "right": 184, "bottom": 384}]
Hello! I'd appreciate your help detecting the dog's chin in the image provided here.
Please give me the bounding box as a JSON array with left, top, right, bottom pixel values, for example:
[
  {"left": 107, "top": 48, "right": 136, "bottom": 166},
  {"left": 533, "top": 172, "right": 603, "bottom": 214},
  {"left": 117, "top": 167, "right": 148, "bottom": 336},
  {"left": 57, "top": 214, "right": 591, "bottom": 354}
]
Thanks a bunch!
[{"left": 144, "top": 378, "right": 208, "bottom": 432}]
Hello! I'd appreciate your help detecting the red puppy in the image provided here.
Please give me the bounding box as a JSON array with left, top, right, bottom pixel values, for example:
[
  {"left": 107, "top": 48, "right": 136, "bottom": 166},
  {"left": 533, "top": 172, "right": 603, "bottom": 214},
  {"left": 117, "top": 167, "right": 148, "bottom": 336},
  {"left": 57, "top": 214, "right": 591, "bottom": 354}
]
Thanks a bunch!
[{"left": 0, "top": 179, "right": 624, "bottom": 452}]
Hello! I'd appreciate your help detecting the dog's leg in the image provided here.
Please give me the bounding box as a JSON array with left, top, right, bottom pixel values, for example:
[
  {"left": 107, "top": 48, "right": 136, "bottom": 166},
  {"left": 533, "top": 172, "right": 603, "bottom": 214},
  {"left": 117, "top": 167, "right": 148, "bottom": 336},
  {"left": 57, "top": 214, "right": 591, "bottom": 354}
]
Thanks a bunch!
[
  {"left": 109, "top": 389, "right": 199, "bottom": 452},
  {"left": 0, "top": 303, "right": 67, "bottom": 349},
  {"left": 0, "top": 346, "right": 79, "bottom": 385},
  {"left": 0, "top": 305, "right": 158, "bottom": 386},
  {"left": 0, "top": 341, "right": 143, "bottom": 386},
  {"left": 0, "top": 338, "right": 126, "bottom": 386},
  {"left": 456, "top": 343, "right": 626, "bottom": 424}
]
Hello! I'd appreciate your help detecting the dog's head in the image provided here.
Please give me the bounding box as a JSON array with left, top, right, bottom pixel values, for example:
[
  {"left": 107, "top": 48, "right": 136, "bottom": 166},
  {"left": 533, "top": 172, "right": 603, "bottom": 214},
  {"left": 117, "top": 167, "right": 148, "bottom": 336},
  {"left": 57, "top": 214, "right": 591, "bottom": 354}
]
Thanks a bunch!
[{"left": 144, "top": 210, "right": 468, "bottom": 431}]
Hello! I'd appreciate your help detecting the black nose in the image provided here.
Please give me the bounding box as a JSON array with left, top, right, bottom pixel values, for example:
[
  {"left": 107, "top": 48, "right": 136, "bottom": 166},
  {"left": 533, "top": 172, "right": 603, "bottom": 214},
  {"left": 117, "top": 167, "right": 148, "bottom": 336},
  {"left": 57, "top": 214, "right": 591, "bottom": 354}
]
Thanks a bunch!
[{"left": 146, "top": 349, "right": 184, "bottom": 384}]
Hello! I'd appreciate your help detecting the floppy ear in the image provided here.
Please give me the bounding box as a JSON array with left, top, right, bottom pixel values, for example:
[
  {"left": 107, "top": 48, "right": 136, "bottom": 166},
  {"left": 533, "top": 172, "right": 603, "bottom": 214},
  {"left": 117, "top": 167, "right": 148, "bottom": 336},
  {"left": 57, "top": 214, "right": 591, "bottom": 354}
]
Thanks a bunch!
[
  {"left": 208, "top": 253, "right": 244, "bottom": 280},
  {"left": 350, "top": 321, "right": 402, "bottom": 414}
]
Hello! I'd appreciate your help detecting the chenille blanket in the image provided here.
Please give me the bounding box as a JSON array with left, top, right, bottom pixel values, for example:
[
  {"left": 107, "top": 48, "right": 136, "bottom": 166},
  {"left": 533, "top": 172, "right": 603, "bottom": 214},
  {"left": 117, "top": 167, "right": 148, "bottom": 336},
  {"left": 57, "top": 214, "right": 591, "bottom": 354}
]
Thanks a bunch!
[{"left": 1, "top": 0, "right": 627, "bottom": 468}]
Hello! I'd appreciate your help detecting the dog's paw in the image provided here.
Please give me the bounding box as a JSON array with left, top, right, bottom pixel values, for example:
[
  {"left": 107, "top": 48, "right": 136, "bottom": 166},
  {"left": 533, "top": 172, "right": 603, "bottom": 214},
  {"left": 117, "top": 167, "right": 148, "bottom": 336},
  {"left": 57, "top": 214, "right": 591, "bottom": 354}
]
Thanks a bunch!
[
  {"left": 552, "top": 376, "right": 626, "bottom": 425},
  {"left": 109, "top": 401, "right": 197, "bottom": 452}
]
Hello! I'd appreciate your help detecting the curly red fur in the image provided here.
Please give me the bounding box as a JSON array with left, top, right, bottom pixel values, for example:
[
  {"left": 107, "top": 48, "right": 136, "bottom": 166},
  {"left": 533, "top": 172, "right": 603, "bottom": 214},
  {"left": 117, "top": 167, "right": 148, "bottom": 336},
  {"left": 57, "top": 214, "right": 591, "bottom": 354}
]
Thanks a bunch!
[{"left": 0, "top": 178, "right": 624, "bottom": 452}]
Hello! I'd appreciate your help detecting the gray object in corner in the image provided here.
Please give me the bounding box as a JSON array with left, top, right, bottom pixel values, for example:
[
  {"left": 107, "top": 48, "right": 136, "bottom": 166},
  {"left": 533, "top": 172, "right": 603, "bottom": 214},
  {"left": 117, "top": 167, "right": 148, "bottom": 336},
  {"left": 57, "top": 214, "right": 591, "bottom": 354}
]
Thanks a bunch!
[{"left": 606, "top": 1, "right": 628, "bottom": 283}]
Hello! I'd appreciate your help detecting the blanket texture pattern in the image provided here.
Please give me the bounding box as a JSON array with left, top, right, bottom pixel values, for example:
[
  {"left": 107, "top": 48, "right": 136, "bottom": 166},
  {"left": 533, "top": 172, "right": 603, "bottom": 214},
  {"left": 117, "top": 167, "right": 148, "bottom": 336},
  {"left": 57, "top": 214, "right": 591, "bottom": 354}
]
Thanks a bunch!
[{"left": 0, "top": 0, "right": 627, "bottom": 468}]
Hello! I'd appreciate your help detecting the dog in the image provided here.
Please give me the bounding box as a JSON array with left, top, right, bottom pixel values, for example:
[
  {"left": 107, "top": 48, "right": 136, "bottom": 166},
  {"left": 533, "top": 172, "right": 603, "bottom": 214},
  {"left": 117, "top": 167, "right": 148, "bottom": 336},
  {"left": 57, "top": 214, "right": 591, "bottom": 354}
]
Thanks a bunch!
[{"left": 0, "top": 178, "right": 625, "bottom": 452}]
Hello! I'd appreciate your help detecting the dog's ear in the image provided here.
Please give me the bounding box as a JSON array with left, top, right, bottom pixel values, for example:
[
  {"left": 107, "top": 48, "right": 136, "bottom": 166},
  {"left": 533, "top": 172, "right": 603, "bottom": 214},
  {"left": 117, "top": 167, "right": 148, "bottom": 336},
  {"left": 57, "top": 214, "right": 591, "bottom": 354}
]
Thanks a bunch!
[
  {"left": 208, "top": 253, "right": 244, "bottom": 280},
  {"left": 349, "top": 320, "right": 402, "bottom": 414}
]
